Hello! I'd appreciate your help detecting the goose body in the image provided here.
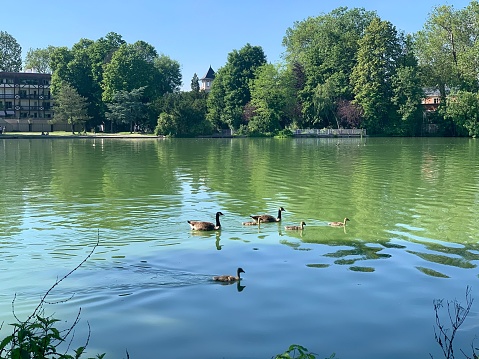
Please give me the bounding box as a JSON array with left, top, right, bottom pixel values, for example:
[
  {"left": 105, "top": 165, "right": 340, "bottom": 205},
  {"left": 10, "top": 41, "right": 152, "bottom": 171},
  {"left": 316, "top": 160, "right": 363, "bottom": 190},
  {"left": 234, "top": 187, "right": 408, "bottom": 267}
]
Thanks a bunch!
[
  {"left": 213, "top": 267, "right": 245, "bottom": 282},
  {"left": 188, "top": 211, "right": 223, "bottom": 231},
  {"left": 285, "top": 221, "right": 306, "bottom": 230},
  {"left": 242, "top": 218, "right": 263, "bottom": 226},
  {"left": 328, "top": 217, "right": 350, "bottom": 227},
  {"left": 250, "top": 207, "right": 285, "bottom": 223}
]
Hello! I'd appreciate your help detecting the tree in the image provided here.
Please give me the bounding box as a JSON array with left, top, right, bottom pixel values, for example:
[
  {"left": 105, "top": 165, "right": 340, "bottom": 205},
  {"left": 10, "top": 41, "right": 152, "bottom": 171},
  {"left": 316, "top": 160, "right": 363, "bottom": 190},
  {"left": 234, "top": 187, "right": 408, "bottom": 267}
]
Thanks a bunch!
[
  {"left": 414, "top": 1, "right": 479, "bottom": 136},
  {"left": 153, "top": 54, "right": 182, "bottom": 94},
  {"left": 248, "top": 63, "right": 295, "bottom": 134},
  {"left": 351, "top": 18, "right": 401, "bottom": 134},
  {"left": 102, "top": 41, "right": 181, "bottom": 103},
  {"left": 442, "top": 90, "right": 479, "bottom": 136},
  {"left": 52, "top": 83, "right": 91, "bottom": 133},
  {"left": 24, "top": 46, "right": 56, "bottom": 73},
  {"left": 154, "top": 91, "right": 210, "bottom": 137},
  {"left": 206, "top": 43, "right": 266, "bottom": 130},
  {"left": 282, "top": 7, "right": 376, "bottom": 127},
  {"left": 191, "top": 73, "right": 200, "bottom": 92},
  {"left": 105, "top": 87, "right": 148, "bottom": 133},
  {"left": 0, "top": 31, "right": 22, "bottom": 72}
]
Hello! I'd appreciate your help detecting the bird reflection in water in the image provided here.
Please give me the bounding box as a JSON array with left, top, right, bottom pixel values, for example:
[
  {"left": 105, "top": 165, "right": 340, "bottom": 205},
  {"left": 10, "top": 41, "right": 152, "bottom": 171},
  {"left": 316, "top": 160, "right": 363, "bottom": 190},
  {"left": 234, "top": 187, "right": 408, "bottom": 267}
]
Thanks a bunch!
[
  {"left": 216, "top": 280, "right": 246, "bottom": 292},
  {"left": 190, "top": 230, "right": 223, "bottom": 250}
]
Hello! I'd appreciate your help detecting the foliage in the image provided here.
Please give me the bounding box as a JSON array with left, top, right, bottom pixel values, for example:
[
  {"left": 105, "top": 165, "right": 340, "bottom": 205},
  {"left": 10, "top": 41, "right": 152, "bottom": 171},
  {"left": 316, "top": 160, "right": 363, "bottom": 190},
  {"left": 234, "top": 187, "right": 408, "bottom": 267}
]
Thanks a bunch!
[
  {"left": 282, "top": 7, "right": 376, "bottom": 128},
  {"left": 442, "top": 90, "right": 479, "bottom": 137},
  {"left": 52, "top": 83, "right": 91, "bottom": 133},
  {"left": 105, "top": 87, "right": 148, "bottom": 133},
  {"left": 0, "top": 31, "right": 22, "bottom": 72},
  {"left": 24, "top": 46, "right": 57, "bottom": 73},
  {"left": 191, "top": 73, "right": 200, "bottom": 92},
  {"left": 206, "top": 43, "right": 267, "bottom": 131},
  {"left": 274, "top": 128, "right": 294, "bottom": 138},
  {"left": 102, "top": 42, "right": 181, "bottom": 104},
  {"left": 154, "top": 91, "right": 211, "bottom": 137},
  {"left": 273, "top": 344, "right": 333, "bottom": 359},
  {"left": 248, "top": 63, "right": 296, "bottom": 134},
  {"left": 350, "top": 17, "right": 402, "bottom": 134},
  {"left": 0, "top": 238, "right": 105, "bottom": 359},
  {"left": 414, "top": 4, "right": 469, "bottom": 96},
  {"left": 9, "top": 4, "right": 479, "bottom": 137}
]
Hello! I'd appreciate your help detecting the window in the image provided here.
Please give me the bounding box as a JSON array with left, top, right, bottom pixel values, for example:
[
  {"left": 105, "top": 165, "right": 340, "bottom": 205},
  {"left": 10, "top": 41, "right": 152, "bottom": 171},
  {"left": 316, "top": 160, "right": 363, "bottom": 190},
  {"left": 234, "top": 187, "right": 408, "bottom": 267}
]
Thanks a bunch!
[{"left": 5, "top": 101, "right": 12, "bottom": 109}]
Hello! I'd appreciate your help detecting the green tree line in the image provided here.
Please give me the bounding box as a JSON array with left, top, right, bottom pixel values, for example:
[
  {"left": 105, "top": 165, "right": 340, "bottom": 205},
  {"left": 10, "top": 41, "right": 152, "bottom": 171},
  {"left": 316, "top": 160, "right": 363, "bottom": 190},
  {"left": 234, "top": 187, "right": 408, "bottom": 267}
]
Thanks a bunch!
[{"left": 2, "top": 2, "right": 479, "bottom": 136}]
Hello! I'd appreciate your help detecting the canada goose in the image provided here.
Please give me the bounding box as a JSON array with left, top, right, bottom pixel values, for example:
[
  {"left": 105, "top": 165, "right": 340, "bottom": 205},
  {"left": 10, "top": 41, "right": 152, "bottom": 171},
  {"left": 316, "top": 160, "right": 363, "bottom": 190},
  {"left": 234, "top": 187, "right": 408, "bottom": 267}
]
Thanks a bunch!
[
  {"left": 213, "top": 267, "right": 245, "bottom": 282},
  {"left": 187, "top": 211, "right": 224, "bottom": 231},
  {"left": 250, "top": 207, "right": 285, "bottom": 223},
  {"left": 285, "top": 221, "right": 306, "bottom": 230},
  {"left": 328, "top": 217, "right": 350, "bottom": 227}
]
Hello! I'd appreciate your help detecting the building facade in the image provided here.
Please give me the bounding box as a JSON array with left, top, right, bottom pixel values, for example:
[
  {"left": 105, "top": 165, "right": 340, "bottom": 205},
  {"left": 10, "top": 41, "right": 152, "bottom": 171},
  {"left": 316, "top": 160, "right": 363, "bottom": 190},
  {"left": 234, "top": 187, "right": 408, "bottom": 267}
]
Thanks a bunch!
[
  {"left": 0, "top": 71, "right": 66, "bottom": 132},
  {"left": 200, "top": 66, "right": 215, "bottom": 92}
]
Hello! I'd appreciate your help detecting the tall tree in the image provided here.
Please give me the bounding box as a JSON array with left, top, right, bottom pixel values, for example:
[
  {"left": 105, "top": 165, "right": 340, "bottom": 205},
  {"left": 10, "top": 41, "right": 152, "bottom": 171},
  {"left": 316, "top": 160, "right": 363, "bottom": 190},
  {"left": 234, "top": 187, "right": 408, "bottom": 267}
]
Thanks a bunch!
[
  {"left": 102, "top": 41, "right": 180, "bottom": 103},
  {"left": 282, "top": 7, "right": 376, "bottom": 126},
  {"left": 191, "top": 73, "right": 200, "bottom": 92},
  {"left": 52, "top": 83, "right": 91, "bottom": 133},
  {"left": 442, "top": 90, "right": 479, "bottom": 136},
  {"left": 414, "top": 4, "right": 464, "bottom": 97},
  {"left": 390, "top": 35, "right": 424, "bottom": 135},
  {"left": 105, "top": 87, "right": 148, "bottom": 133},
  {"left": 351, "top": 18, "right": 401, "bottom": 134},
  {"left": 0, "top": 31, "right": 22, "bottom": 72},
  {"left": 24, "top": 46, "right": 56, "bottom": 73},
  {"left": 248, "top": 63, "right": 295, "bottom": 134},
  {"left": 206, "top": 43, "right": 266, "bottom": 130},
  {"left": 153, "top": 54, "right": 182, "bottom": 94}
]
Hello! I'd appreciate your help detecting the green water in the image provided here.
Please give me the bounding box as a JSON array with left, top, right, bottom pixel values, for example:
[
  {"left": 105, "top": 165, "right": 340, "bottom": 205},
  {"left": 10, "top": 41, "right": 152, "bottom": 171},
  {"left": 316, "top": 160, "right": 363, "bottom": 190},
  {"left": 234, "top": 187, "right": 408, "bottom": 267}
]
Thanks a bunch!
[{"left": 0, "top": 137, "right": 478, "bottom": 358}]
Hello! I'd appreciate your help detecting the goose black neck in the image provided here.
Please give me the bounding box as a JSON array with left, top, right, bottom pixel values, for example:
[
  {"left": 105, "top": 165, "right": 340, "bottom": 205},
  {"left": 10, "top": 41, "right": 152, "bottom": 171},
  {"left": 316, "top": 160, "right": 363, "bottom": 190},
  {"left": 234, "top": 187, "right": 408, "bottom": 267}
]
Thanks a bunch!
[{"left": 215, "top": 213, "right": 221, "bottom": 227}]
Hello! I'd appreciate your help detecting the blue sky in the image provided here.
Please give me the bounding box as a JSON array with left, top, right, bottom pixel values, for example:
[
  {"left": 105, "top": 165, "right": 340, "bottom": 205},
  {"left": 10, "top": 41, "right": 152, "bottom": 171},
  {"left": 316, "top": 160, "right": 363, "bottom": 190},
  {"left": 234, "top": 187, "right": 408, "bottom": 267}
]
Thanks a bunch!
[{"left": 2, "top": 0, "right": 471, "bottom": 90}]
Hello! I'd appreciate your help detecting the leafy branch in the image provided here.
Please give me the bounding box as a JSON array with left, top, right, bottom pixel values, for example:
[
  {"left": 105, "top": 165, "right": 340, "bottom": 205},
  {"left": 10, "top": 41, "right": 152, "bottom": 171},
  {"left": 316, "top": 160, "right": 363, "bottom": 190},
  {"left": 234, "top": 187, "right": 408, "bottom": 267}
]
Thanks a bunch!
[{"left": 0, "top": 232, "right": 104, "bottom": 359}]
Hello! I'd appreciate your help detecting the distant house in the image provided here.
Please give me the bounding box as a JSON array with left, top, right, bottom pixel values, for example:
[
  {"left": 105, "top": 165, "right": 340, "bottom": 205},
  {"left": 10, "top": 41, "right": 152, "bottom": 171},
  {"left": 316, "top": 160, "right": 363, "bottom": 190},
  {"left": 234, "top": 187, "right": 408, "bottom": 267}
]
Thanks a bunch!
[
  {"left": 421, "top": 88, "right": 442, "bottom": 113},
  {"left": 200, "top": 66, "right": 215, "bottom": 93}
]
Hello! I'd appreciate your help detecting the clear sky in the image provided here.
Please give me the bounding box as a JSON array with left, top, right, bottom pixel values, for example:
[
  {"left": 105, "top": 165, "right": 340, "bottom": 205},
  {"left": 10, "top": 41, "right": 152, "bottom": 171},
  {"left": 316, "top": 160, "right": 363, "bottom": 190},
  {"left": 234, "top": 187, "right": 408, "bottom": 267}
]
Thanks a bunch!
[{"left": 1, "top": 0, "right": 471, "bottom": 90}]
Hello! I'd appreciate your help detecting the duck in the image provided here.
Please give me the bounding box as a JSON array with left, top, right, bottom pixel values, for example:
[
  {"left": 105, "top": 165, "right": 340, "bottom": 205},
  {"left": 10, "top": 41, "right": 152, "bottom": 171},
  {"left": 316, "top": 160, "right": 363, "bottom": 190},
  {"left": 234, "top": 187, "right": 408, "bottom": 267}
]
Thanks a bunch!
[
  {"left": 213, "top": 267, "right": 245, "bottom": 282},
  {"left": 328, "top": 218, "right": 350, "bottom": 227},
  {"left": 250, "top": 207, "right": 285, "bottom": 223},
  {"left": 285, "top": 221, "right": 306, "bottom": 230},
  {"left": 187, "top": 211, "right": 224, "bottom": 231}
]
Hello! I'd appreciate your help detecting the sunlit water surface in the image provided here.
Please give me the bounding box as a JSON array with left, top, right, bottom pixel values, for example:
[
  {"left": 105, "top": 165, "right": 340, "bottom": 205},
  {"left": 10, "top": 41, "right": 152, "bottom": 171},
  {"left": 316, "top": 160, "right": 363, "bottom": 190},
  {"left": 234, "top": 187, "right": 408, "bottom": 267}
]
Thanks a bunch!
[{"left": 0, "top": 137, "right": 478, "bottom": 359}]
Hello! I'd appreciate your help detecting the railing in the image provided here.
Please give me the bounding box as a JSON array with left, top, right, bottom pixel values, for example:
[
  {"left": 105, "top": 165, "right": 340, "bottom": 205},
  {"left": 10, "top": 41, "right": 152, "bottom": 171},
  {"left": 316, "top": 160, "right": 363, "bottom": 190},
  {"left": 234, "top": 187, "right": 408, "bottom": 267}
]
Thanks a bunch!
[
  {"left": 294, "top": 128, "right": 366, "bottom": 136},
  {"left": 0, "top": 94, "right": 51, "bottom": 99}
]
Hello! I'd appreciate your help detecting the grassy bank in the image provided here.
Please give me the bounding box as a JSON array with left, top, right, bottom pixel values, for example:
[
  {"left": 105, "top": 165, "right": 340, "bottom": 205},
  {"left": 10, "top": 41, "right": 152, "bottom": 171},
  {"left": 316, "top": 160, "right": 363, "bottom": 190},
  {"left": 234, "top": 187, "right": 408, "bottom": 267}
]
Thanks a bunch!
[{"left": 0, "top": 131, "right": 160, "bottom": 139}]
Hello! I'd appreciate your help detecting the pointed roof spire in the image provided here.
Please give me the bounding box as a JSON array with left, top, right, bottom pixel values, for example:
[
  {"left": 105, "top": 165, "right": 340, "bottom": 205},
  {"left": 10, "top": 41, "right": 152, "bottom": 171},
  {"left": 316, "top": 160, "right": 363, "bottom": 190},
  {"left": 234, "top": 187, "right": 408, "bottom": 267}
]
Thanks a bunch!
[{"left": 201, "top": 65, "right": 215, "bottom": 80}]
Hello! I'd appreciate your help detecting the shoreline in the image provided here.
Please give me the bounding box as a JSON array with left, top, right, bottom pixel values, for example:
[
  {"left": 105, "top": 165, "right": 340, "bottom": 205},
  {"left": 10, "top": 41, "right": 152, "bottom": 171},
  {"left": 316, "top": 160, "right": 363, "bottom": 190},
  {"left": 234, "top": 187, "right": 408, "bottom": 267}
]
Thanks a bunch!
[{"left": 0, "top": 132, "right": 163, "bottom": 139}]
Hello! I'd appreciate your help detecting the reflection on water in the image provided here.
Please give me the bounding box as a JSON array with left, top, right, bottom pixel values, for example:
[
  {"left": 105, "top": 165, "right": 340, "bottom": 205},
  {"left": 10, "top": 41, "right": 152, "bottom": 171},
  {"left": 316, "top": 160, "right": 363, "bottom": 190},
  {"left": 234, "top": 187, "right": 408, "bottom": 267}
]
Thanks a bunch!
[{"left": 1, "top": 137, "right": 479, "bottom": 359}]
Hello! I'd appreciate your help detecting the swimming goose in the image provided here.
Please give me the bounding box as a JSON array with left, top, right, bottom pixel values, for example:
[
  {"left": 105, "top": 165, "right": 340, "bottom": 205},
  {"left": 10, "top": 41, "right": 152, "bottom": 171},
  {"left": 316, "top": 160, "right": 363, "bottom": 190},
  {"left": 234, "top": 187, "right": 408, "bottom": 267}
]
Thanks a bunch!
[
  {"left": 250, "top": 207, "right": 285, "bottom": 223},
  {"left": 187, "top": 211, "right": 224, "bottom": 231},
  {"left": 213, "top": 267, "right": 245, "bottom": 282},
  {"left": 285, "top": 221, "right": 306, "bottom": 230},
  {"left": 328, "top": 218, "right": 350, "bottom": 227}
]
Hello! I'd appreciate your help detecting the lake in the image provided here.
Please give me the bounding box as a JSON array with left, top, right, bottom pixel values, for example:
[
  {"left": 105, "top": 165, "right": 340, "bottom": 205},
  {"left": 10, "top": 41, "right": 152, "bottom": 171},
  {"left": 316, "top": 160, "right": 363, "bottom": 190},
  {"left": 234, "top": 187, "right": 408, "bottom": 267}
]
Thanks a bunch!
[{"left": 0, "top": 137, "right": 478, "bottom": 359}]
